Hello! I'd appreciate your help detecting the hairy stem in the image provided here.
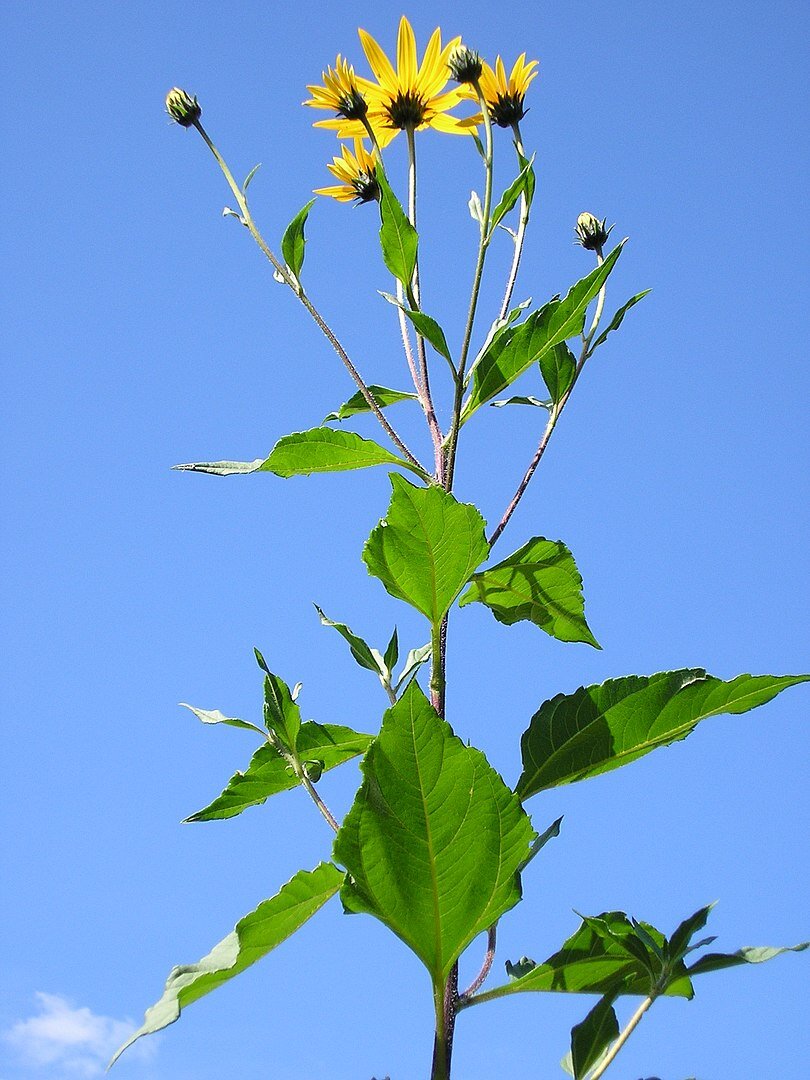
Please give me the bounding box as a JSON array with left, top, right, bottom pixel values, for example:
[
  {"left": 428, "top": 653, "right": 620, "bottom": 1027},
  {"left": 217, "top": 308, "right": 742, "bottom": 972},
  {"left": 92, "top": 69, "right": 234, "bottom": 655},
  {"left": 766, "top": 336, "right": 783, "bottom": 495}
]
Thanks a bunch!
[
  {"left": 497, "top": 122, "right": 530, "bottom": 322},
  {"left": 264, "top": 731, "right": 339, "bottom": 834},
  {"left": 192, "top": 120, "right": 427, "bottom": 476},
  {"left": 459, "top": 925, "right": 497, "bottom": 1000},
  {"left": 444, "top": 83, "right": 495, "bottom": 489},
  {"left": 589, "top": 994, "right": 656, "bottom": 1079}
]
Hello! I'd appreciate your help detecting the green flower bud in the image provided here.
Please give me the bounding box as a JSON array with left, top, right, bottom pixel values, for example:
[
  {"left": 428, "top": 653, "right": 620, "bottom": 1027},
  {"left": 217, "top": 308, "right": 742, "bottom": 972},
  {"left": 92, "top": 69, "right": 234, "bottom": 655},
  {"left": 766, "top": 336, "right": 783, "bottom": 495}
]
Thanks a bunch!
[
  {"left": 575, "top": 212, "right": 613, "bottom": 252},
  {"left": 165, "top": 87, "right": 201, "bottom": 128},
  {"left": 447, "top": 45, "right": 483, "bottom": 84}
]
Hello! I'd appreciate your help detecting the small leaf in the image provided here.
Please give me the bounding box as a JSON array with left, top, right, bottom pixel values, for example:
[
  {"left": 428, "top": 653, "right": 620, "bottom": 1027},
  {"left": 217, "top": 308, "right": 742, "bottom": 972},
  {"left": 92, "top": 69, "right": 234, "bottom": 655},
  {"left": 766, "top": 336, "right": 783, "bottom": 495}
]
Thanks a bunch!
[
  {"left": 667, "top": 903, "right": 717, "bottom": 963},
  {"left": 402, "top": 308, "right": 453, "bottom": 363},
  {"left": 333, "top": 682, "right": 535, "bottom": 985},
  {"left": 180, "top": 704, "right": 264, "bottom": 736},
  {"left": 516, "top": 151, "right": 536, "bottom": 207},
  {"left": 571, "top": 992, "right": 620, "bottom": 1079},
  {"left": 469, "top": 190, "right": 484, "bottom": 226},
  {"left": 686, "top": 942, "right": 809, "bottom": 979},
  {"left": 383, "top": 628, "right": 399, "bottom": 675},
  {"left": 518, "top": 815, "right": 563, "bottom": 873},
  {"left": 260, "top": 428, "right": 415, "bottom": 477},
  {"left": 539, "top": 341, "right": 577, "bottom": 404},
  {"left": 490, "top": 395, "right": 552, "bottom": 409},
  {"left": 460, "top": 537, "right": 599, "bottom": 647},
  {"left": 377, "top": 167, "right": 418, "bottom": 287},
  {"left": 186, "top": 722, "right": 373, "bottom": 821},
  {"left": 315, "top": 606, "right": 385, "bottom": 677},
  {"left": 323, "top": 385, "right": 418, "bottom": 423},
  {"left": 516, "top": 671, "right": 810, "bottom": 801},
  {"left": 591, "top": 290, "right": 651, "bottom": 351},
  {"left": 469, "top": 298, "right": 532, "bottom": 380},
  {"left": 281, "top": 198, "right": 316, "bottom": 280},
  {"left": 506, "top": 956, "right": 537, "bottom": 979},
  {"left": 363, "top": 475, "right": 490, "bottom": 627},
  {"left": 262, "top": 670, "right": 301, "bottom": 751},
  {"left": 462, "top": 243, "right": 625, "bottom": 420},
  {"left": 173, "top": 459, "right": 265, "bottom": 476},
  {"left": 489, "top": 155, "right": 535, "bottom": 233},
  {"left": 109, "top": 863, "right": 343, "bottom": 1065},
  {"left": 394, "top": 642, "right": 432, "bottom": 692},
  {"left": 242, "top": 163, "right": 262, "bottom": 192}
]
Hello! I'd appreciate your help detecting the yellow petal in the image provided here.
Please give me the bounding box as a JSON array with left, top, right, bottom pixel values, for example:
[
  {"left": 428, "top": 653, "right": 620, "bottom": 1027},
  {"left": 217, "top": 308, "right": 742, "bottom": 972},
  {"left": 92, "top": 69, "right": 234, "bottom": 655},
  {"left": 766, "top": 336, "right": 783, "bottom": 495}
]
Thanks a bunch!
[
  {"left": 358, "top": 27, "right": 398, "bottom": 93},
  {"left": 397, "top": 16, "right": 417, "bottom": 88}
]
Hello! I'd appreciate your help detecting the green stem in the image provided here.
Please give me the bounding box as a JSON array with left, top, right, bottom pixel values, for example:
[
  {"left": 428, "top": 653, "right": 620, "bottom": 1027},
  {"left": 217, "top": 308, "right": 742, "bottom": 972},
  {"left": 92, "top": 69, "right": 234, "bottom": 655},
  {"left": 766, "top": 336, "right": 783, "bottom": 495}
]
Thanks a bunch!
[
  {"left": 588, "top": 994, "right": 656, "bottom": 1079},
  {"left": 192, "top": 119, "right": 427, "bottom": 477},
  {"left": 497, "top": 121, "right": 530, "bottom": 322},
  {"left": 444, "top": 82, "right": 495, "bottom": 489},
  {"left": 263, "top": 730, "right": 339, "bottom": 833}
]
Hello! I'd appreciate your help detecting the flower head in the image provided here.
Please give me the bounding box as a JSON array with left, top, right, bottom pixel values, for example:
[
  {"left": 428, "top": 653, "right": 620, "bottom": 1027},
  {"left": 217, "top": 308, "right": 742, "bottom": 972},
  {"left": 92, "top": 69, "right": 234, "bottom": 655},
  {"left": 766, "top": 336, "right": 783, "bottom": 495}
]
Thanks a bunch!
[
  {"left": 447, "top": 44, "right": 483, "bottom": 85},
  {"left": 472, "top": 54, "right": 539, "bottom": 128},
  {"left": 304, "top": 56, "right": 371, "bottom": 123},
  {"left": 314, "top": 139, "right": 380, "bottom": 204},
  {"left": 165, "top": 87, "right": 201, "bottom": 128},
  {"left": 575, "top": 212, "right": 613, "bottom": 252}
]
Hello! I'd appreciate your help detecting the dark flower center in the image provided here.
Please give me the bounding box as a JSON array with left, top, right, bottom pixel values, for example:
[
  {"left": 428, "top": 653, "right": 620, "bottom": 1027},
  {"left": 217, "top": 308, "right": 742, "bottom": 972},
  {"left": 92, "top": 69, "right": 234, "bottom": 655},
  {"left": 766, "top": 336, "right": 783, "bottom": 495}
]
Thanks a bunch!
[
  {"left": 387, "top": 90, "right": 428, "bottom": 129},
  {"left": 337, "top": 87, "right": 368, "bottom": 121},
  {"left": 489, "top": 92, "right": 526, "bottom": 128},
  {"left": 352, "top": 170, "right": 380, "bottom": 204}
]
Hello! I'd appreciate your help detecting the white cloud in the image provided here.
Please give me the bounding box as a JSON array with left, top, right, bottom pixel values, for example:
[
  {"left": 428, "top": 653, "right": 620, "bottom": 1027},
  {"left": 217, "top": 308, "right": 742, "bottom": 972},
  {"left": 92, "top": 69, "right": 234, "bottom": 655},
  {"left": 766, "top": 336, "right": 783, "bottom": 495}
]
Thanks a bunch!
[{"left": 3, "top": 993, "right": 154, "bottom": 1076}]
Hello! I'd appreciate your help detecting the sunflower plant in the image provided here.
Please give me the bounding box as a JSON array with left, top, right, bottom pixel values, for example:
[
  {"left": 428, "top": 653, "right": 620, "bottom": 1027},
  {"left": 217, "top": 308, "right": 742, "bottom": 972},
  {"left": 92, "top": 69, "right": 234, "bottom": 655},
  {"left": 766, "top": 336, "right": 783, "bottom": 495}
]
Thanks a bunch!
[{"left": 117, "top": 22, "right": 807, "bottom": 1080}]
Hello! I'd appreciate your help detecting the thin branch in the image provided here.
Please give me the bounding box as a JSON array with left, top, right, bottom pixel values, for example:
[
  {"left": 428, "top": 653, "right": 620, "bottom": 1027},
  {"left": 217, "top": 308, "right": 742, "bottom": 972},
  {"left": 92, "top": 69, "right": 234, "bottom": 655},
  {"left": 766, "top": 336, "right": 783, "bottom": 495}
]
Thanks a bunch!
[
  {"left": 191, "top": 120, "right": 428, "bottom": 477},
  {"left": 498, "top": 121, "right": 530, "bottom": 322},
  {"left": 588, "top": 994, "right": 656, "bottom": 1080},
  {"left": 459, "top": 925, "right": 498, "bottom": 1000}
]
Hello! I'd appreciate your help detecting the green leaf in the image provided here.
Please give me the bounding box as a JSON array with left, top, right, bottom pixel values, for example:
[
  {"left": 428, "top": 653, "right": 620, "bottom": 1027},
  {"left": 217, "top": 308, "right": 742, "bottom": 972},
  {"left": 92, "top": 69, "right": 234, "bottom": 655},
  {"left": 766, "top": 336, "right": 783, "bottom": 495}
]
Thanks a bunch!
[
  {"left": 281, "top": 198, "right": 316, "bottom": 280},
  {"left": 591, "top": 290, "right": 650, "bottom": 351},
  {"left": 667, "top": 903, "right": 716, "bottom": 963},
  {"left": 516, "top": 671, "right": 810, "bottom": 801},
  {"left": 490, "top": 395, "right": 551, "bottom": 409},
  {"left": 109, "top": 863, "right": 343, "bottom": 1066},
  {"left": 539, "top": 341, "right": 577, "bottom": 404},
  {"left": 402, "top": 308, "right": 454, "bottom": 364},
  {"left": 180, "top": 703, "right": 264, "bottom": 736},
  {"left": 686, "top": 942, "right": 809, "bottom": 979},
  {"left": 394, "top": 642, "right": 432, "bottom": 692},
  {"left": 262, "top": 669, "right": 302, "bottom": 751},
  {"left": 333, "top": 682, "right": 535, "bottom": 985},
  {"left": 517, "top": 151, "right": 536, "bottom": 207},
  {"left": 376, "top": 167, "right": 418, "bottom": 288},
  {"left": 490, "top": 155, "right": 535, "bottom": 232},
  {"left": 518, "top": 815, "right": 563, "bottom": 873},
  {"left": 323, "top": 385, "right": 418, "bottom": 423},
  {"left": 363, "top": 475, "right": 490, "bottom": 626},
  {"left": 173, "top": 459, "right": 265, "bottom": 476},
  {"left": 383, "top": 628, "right": 399, "bottom": 674},
  {"left": 459, "top": 537, "right": 599, "bottom": 648},
  {"left": 260, "top": 428, "right": 413, "bottom": 477},
  {"left": 462, "top": 242, "right": 625, "bottom": 420},
  {"left": 185, "top": 722, "right": 373, "bottom": 821},
  {"left": 242, "top": 163, "right": 262, "bottom": 192},
  {"left": 315, "top": 606, "right": 385, "bottom": 678},
  {"left": 571, "top": 992, "right": 620, "bottom": 1079}
]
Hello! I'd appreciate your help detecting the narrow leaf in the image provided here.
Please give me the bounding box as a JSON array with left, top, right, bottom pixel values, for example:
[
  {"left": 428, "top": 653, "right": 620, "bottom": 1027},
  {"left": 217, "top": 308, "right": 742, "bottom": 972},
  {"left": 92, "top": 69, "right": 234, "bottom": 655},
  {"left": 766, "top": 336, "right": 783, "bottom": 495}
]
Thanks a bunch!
[
  {"left": 262, "top": 670, "right": 301, "bottom": 751},
  {"left": 242, "top": 163, "right": 262, "bottom": 192},
  {"left": 109, "top": 863, "right": 343, "bottom": 1065},
  {"left": 518, "top": 815, "right": 563, "bottom": 873},
  {"left": 539, "top": 341, "right": 577, "bottom": 404},
  {"left": 377, "top": 168, "right": 418, "bottom": 287},
  {"left": 462, "top": 243, "right": 625, "bottom": 420},
  {"left": 402, "top": 308, "right": 454, "bottom": 363},
  {"left": 490, "top": 395, "right": 551, "bottom": 409},
  {"left": 185, "top": 722, "right": 373, "bottom": 822},
  {"left": 667, "top": 903, "right": 717, "bottom": 963},
  {"left": 180, "top": 703, "right": 263, "bottom": 736},
  {"left": 394, "top": 642, "right": 432, "bottom": 691},
  {"left": 469, "top": 190, "right": 484, "bottom": 227},
  {"left": 260, "top": 428, "right": 411, "bottom": 477},
  {"left": 460, "top": 537, "right": 599, "bottom": 647},
  {"left": 323, "top": 385, "right": 417, "bottom": 423},
  {"left": 490, "top": 155, "right": 535, "bottom": 232},
  {"left": 686, "top": 942, "right": 809, "bottom": 979},
  {"left": 517, "top": 671, "right": 810, "bottom": 801},
  {"left": 591, "top": 290, "right": 650, "bottom": 351},
  {"left": 315, "top": 606, "right": 385, "bottom": 677},
  {"left": 363, "top": 475, "right": 490, "bottom": 626},
  {"left": 571, "top": 992, "right": 620, "bottom": 1079},
  {"left": 281, "top": 198, "right": 316, "bottom": 279},
  {"left": 517, "top": 151, "right": 536, "bottom": 207},
  {"left": 383, "top": 628, "right": 399, "bottom": 674},
  {"left": 333, "top": 682, "right": 535, "bottom": 984},
  {"left": 173, "top": 459, "right": 265, "bottom": 476}
]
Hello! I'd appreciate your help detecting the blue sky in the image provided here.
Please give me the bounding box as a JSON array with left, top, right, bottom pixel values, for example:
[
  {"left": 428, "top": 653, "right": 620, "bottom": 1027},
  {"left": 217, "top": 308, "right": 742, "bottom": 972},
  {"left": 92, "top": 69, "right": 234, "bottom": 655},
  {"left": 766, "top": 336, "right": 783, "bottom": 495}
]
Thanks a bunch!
[{"left": 2, "top": 1, "right": 808, "bottom": 1078}]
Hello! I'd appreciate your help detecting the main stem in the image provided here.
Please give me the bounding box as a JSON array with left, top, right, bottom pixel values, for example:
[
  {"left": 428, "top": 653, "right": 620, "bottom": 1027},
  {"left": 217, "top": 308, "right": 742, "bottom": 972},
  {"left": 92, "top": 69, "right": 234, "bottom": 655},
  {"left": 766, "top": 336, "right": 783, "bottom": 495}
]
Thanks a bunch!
[{"left": 589, "top": 994, "right": 656, "bottom": 1079}]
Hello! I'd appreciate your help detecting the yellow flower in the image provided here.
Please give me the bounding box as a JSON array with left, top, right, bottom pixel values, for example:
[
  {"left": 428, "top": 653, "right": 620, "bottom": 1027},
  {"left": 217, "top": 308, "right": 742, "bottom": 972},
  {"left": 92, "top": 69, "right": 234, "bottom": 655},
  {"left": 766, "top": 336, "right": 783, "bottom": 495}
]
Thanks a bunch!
[
  {"left": 313, "top": 17, "right": 474, "bottom": 145},
  {"left": 304, "top": 56, "right": 373, "bottom": 123},
  {"left": 314, "top": 139, "right": 380, "bottom": 204},
  {"left": 471, "top": 54, "right": 539, "bottom": 128}
]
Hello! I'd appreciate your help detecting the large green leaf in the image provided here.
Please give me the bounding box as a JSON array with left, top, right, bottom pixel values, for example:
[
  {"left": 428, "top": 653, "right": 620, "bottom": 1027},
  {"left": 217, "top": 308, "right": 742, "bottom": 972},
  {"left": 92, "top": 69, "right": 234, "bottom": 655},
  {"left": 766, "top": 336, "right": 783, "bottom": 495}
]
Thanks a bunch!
[
  {"left": 517, "top": 671, "right": 810, "bottom": 801},
  {"left": 109, "top": 863, "right": 343, "bottom": 1065},
  {"left": 333, "top": 682, "right": 535, "bottom": 984},
  {"left": 459, "top": 536, "right": 599, "bottom": 647},
  {"left": 377, "top": 168, "right": 418, "bottom": 288},
  {"left": 363, "top": 474, "right": 489, "bottom": 626},
  {"left": 281, "top": 198, "right": 316, "bottom": 281},
  {"left": 259, "top": 428, "right": 416, "bottom": 478},
  {"left": 324, "top": 385, "right": 418, "bottom": 423},
  {"left": 462, "top": 243, "right": 624, "bottom": 420},
  {"left": 185, "top": 722, "right": 373, "bottom": 822}
]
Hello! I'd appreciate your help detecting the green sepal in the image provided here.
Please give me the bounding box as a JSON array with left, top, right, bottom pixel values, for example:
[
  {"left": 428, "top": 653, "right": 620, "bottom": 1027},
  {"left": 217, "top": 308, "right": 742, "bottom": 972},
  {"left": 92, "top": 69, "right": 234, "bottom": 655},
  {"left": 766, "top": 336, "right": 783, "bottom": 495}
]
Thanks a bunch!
[
  {"left": 281, "top": 198, "right": 316, "bottom": 282},
  {"left": 376, "top": 167, "right": 418, "bottom": 288},
  {"left": 460, "top": 536, "right": 599, "bottom": 647},
  {"left": 108, "top": 863, "right": 344, "bottom": 1066}
]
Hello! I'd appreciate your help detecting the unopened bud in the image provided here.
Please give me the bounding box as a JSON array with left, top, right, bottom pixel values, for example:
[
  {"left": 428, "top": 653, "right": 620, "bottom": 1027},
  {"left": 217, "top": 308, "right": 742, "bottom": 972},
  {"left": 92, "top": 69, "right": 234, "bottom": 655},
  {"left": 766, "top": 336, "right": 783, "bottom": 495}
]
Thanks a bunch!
[
  {"left": 448, "top": 45, "right": 483, "bottom": 84},
  {"left": 575, "top": 212, "right": 612, "bottom": 252},
  {"left": 165, "top": 87, "right": 201, "bottom": 128}
]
